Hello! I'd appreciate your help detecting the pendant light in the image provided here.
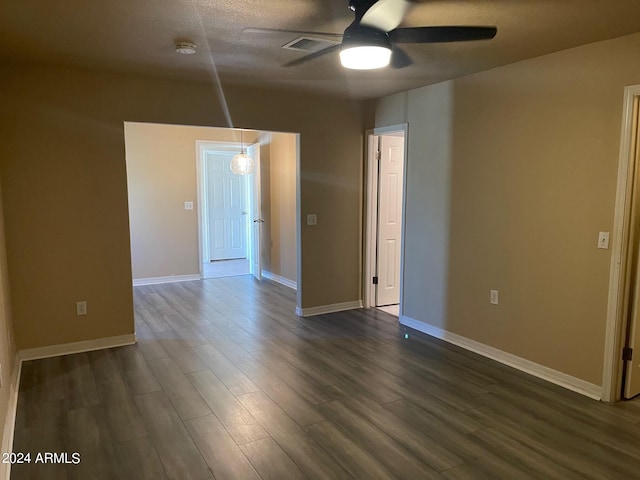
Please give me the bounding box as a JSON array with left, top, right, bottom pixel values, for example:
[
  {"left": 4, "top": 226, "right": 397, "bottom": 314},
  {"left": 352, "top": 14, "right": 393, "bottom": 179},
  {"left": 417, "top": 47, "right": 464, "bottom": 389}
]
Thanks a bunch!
[{"left": 230, "top": 129, "right": 255, "bottom": 175}]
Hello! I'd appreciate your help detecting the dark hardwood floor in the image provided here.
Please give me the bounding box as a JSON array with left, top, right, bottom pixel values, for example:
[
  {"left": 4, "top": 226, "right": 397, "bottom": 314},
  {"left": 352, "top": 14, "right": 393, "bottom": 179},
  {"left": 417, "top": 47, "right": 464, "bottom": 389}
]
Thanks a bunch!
[{"left": 11, "top": 276, "right": 640, "bottom": 479}]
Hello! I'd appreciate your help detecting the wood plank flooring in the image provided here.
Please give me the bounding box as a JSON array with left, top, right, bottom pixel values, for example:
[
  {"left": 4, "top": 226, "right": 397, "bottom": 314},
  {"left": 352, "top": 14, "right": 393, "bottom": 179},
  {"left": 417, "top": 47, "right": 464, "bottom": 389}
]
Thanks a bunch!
[{"left": 11, "top": 276, "right": 640, "bottom": 479}]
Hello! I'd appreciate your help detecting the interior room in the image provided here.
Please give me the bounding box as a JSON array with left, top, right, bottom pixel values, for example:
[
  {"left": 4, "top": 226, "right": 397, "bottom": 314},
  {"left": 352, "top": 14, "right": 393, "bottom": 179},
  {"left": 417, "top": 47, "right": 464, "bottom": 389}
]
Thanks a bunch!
[
  {"left": 125, "top": 123, "right": 298, "bottom": 287},
  {"left": 3, "top": 0, "right": 640, "bottom": 478}
]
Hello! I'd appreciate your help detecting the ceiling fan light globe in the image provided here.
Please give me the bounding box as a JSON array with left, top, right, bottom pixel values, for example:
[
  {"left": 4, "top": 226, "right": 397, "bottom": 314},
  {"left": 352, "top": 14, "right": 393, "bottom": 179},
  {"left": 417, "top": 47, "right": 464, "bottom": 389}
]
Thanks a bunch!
[
  {"left": 340, "top": 45, "right": 392, "bottom": 70},
  {"left": 230, "top": 153, "right": 255, "bottom": 175}
]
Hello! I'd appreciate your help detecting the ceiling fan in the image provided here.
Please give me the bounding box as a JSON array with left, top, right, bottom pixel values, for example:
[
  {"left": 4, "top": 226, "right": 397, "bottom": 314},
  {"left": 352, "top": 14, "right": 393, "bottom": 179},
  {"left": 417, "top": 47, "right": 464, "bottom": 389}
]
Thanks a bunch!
[{"left": 245, "top": 0, "right": 497, "bottom": 70}]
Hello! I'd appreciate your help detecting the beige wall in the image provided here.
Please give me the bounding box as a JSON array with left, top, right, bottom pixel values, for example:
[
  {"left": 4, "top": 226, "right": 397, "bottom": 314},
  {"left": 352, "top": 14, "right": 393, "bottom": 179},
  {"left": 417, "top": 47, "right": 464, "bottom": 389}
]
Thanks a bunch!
[
  {"left": 0, "top": 64, "right": 363, "bottom": 349},
  {"left": 259, "top": 134, "right": 273, "bottom": 272},
  {"left": 0, "top": 67, "right": 136, "bottom": 349},
  {"left": 265, "top": 133, "right": 297, "bottom": 282},
  {"left": 375, "top": 32, "right": 640, "bottom": 386},
  {"left": 377, "top": 83, "right": 454, "bottom": 329},
  {"left": 125, "top": 123, "right": 260, "bottom": 279}
]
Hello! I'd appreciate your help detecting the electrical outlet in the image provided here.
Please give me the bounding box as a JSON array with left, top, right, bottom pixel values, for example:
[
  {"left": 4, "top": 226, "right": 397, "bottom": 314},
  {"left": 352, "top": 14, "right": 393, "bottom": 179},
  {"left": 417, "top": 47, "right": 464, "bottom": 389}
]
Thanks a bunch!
[
  {"left": 306, "top": 214, "right": 318, "bottom": 226},
  {"left": 76, "top": 301, "right": 87, "bottom": 316},
  {"left": 490, "top": 290, "right": 499, "bottom": 305},
  {"left": 184, "top": 201, "right": 194, "bottom": 210}
]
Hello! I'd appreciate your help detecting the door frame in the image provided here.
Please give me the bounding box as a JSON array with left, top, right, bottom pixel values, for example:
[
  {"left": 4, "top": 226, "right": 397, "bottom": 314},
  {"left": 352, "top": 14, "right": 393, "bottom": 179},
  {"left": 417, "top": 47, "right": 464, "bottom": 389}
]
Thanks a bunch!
[
  {"left": 294, "top": 133, "right": 302, "bottom": 312},
  {"left": 246, "top": 142, "right": 262, "bottom": 281},
  {"left": 196, "top": 140, "right": 250, "bottom": 278},
  {"left": 603, "top": 85, "right": 640, "bottom": 402},
  {"left": 363, "top": 124, "right": 409, "bottom": 310}
]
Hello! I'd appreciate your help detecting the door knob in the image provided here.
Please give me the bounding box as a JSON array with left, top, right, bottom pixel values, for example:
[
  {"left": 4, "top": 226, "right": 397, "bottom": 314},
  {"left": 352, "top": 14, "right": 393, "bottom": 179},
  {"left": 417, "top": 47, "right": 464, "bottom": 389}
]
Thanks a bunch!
[{"left": 253, "top": 219, "right": 265, "bottom": 223}]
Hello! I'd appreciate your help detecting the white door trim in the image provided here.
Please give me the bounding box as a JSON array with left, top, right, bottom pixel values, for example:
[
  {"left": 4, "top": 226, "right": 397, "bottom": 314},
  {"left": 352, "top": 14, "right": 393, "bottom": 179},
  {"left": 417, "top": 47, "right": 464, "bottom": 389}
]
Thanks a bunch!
[
  {"left": 294, "top": 134, "right": 303, "bottom": 314},
  {"left": 602, "top": 85, "right": 640, "bottom": 402},
  {"left": 363, "top": 124, "right": 408, "bottom": 311},
  {"left": 248, "top": 142, "right": 262, "bottom": 281},
  {"left": 364, "top": 130, "right": 379, "bottom": 308}
]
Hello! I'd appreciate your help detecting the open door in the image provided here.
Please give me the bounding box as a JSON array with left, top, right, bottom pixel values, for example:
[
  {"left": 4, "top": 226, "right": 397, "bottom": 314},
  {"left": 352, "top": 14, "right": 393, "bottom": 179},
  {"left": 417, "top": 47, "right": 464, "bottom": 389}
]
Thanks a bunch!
[
  {"left": 625, "top": 297, "right": 640, "bottom": 398},
  {"left": 376, "top": 134, "right": 405, "bottom": 306},
  {"left": 247, "top": 143, "right": 263, "bottom": 280},
  {"left": 623, "top": 104, "right": 640, "bottom": 399}
]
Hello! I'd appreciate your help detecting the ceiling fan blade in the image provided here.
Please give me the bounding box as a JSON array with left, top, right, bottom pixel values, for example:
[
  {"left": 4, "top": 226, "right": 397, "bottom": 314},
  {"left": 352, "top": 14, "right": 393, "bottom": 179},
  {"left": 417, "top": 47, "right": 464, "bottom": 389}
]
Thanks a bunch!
[
  {"left": 389, "top": 26, "right": 497, "bottom": 44},
  {"left": 282, "top": 44, "right": 342, "bottom": 67},
  {"left": 391, "top": 45, "right": 412, "bottom": 69},
  {"left": 360, "top": 0, "right": 411, "bottom": 32},
  {"left": 243, "top": 27, "right": 343, "bottom": 39}
]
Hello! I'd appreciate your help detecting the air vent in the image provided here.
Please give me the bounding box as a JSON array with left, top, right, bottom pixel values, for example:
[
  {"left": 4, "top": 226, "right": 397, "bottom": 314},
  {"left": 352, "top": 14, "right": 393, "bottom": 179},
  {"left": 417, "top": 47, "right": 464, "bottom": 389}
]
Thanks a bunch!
[{"left": 282, "top": 36, "right": 340, "bottom": 53}]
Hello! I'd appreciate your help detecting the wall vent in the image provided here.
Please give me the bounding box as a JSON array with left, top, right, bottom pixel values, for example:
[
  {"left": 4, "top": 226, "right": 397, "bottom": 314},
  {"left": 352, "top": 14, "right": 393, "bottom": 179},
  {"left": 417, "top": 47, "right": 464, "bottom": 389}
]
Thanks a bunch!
[{"left": 282, "top": 36, "right": 340, "bottom": 53}]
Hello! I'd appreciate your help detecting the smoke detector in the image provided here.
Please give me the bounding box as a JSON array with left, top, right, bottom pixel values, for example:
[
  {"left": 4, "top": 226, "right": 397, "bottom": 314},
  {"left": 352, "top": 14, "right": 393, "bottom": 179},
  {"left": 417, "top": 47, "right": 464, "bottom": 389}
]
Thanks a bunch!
[{"left": 175, "top": 41, "right": 196, "bottom": 55}]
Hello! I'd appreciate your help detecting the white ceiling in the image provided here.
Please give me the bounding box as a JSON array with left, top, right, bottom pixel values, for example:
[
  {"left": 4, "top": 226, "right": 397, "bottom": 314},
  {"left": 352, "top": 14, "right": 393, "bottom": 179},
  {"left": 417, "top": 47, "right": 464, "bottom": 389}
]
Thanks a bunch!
[{"left": 2, "top": 0, "right": 640, "bottom": 99}]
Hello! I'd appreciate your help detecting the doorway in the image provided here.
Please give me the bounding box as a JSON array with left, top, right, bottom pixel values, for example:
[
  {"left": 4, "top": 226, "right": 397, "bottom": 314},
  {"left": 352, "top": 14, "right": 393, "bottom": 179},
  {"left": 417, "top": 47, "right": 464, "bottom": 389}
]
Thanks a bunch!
[
  {"left": 364, "top": 125, "right": 408, "bottom": 316},
  {"left": 196, "top": 130, "right": 298, "bottom": 287},
  {"left": 125, "top": 123, "right": 299, "bottom": 307},
  {"left": 604, "top": 85, "right": 640, "bottom": 401},
  {"left": 197, "top": 140, "right": 260, "bottom": 280}
]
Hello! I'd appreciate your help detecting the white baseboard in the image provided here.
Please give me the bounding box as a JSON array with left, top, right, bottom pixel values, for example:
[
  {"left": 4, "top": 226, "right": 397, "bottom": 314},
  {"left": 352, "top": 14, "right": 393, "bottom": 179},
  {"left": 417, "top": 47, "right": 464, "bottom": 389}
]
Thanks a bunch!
[
  {"left": 296, "top": 300, "right": 363, "bottom": 317},
  {"left": 400, "top": 315, "right": 602, "bottom": 401},
  {"left": 19, "top": 334, "right": 137, "bottom": 362},
  {"left": 133, "top": 274, "right": 201, "bottom": 286},
  {"left": 0, "top": 334, "right": 136, "bottom": 478},
  {"left": 1, "top": 353, "right": 22, "bottom": 480},
  {"left": 262, "top": 271, "right": 297, "bottom": 290}
]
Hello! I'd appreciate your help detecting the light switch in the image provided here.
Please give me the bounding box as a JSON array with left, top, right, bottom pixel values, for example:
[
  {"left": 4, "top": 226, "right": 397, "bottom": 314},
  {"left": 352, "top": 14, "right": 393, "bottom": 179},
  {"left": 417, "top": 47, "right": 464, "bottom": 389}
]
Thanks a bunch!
[
  {"left": 490, "top": 290, "right": 499, "bottom": 305},
  {"left": 184, "top": 201, "right": 194, "bottom": 210},
  {"left": 598, "top": 232, "right": 610, "bottom": 250},
  {"left": 306, "top": 214, "right": 317, "bottom": 226}
]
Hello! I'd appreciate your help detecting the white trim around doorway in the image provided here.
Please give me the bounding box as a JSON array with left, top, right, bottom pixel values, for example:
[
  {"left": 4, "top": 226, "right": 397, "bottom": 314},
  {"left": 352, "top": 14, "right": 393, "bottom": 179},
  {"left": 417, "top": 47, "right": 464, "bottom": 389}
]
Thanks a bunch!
[
  {"left": 363, "top": 124, "right": 409, "bottom": 312},
  {"left": 602, "top": 84, "right": 640, "bottom": 402},
  {"left": 196, "top": 140, "right": 249, "bottom": 280}
]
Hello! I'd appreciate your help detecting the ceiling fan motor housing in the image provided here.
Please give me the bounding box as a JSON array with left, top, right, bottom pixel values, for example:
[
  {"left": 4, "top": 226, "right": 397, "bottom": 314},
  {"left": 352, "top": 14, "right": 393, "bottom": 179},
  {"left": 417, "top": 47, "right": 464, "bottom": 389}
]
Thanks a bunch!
[{"left": 342, "top": 23, "right": 391, "bottom": 51}]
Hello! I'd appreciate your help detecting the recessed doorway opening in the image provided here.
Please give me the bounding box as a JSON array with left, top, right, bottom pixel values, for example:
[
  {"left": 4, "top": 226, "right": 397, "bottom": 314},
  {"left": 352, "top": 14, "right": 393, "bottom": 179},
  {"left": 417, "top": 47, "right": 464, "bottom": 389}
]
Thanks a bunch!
[
  {"left": 604, "top": 85, "right": 640, "bottom": 402},
  {"left": 124, "top": 122, "right": 299, "bottom": 297},
  {"left": 196, "top": 139, "right": 259, "bottom": 280},
  {"left": 364, "top": 124, "right": 408, "bottom": 318}
]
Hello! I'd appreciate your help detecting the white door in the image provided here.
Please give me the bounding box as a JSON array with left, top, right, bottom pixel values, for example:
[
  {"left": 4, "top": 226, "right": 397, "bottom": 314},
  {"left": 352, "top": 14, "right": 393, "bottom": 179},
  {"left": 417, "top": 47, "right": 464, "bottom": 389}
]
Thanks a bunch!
[
  {"left": 247, "top": 143, "right": 263, "bottom": 280},
  {"left": 206, "top": 152, "right": 247, "bottom": 261},
  {"left": 376, "top": 135, "right": 405, "bottom": 306},
  {"left": 624, "top": 120, "right": 640, "bottom": 399},
  {"left": 625, "top": 294, "right": 640, "bottom": 398},
  {"left": 622, "top": 106, "right": 640, "bottom": 399},
  {"left": 624, "top": 216, "right": 640, "bottom": 398}
]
